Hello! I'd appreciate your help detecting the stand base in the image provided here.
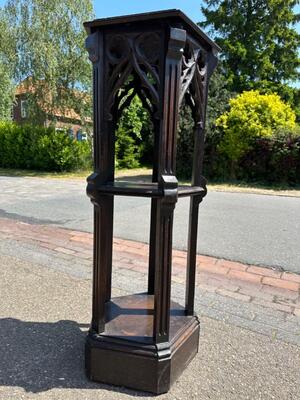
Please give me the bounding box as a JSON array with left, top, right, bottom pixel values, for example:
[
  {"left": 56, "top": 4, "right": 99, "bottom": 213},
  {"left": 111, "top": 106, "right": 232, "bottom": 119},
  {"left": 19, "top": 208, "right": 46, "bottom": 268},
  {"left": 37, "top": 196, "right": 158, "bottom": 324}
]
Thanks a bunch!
[{"left": 85, "top": 293, "right": 200, "bottom": 394}]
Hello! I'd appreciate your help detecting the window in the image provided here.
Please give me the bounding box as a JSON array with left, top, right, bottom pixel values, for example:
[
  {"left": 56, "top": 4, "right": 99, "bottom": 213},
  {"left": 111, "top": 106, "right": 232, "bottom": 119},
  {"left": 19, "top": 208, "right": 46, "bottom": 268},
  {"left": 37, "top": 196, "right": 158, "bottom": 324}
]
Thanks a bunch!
[
  {"left": 77, "top": 130, "right": 87, "bottom": 141},
  {"left": 21, "top": 100, "right": 28, "bottom": 119},
  {"left": 68, "top": 128, "right": 74, "bottom": 139}
]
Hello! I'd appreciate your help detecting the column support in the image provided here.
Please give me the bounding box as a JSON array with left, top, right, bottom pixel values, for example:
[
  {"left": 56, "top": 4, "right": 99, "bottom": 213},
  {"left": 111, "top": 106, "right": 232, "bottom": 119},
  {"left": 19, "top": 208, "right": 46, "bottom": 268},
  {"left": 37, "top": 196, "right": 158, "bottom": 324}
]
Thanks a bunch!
[
  {"left": 86, "top": 31, "right": 114, "bottom": 333},
  {"left": 153, "top": 28, "right": 186, "bottom": 343}
]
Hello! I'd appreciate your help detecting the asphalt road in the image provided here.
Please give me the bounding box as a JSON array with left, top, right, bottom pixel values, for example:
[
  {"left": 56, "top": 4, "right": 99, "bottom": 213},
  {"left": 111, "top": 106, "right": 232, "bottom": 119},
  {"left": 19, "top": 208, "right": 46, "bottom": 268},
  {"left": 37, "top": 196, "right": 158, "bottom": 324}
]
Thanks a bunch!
[{"left": 0, "top": 176, "right": 299, "bottom": 273}]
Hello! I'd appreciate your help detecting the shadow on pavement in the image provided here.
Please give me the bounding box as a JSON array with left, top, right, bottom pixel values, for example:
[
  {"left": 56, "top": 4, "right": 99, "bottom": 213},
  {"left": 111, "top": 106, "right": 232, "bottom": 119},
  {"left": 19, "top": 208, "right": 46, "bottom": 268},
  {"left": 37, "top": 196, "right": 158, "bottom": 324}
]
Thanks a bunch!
[
  {"left": 0, "top": 208, "right": 70, "bottom": 226},
  {"left": 0, "top": 318, "right": 153, "bottom": 396}
]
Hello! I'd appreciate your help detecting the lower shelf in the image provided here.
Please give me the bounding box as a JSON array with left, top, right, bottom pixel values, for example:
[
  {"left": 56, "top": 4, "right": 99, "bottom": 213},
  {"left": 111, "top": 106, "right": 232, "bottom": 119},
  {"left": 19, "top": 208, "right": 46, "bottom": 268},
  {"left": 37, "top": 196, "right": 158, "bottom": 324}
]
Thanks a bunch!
[
  {"left": 102, "top": 293, "right": 193, "bottom": 344},
  {"left": 86, "top": 293, "right": 200, "bottom": 394}
]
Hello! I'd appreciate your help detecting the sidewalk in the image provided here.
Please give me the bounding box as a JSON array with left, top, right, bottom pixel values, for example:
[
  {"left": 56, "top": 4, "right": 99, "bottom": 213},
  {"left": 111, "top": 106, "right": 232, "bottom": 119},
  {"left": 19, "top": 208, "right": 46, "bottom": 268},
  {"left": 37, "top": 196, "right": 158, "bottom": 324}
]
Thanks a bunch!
[
  {"left": 0, "top": 217, "right": 300, "bottom": 399},
  {"left": 1, "top": 217, "right": 299, "bottom": 318}
]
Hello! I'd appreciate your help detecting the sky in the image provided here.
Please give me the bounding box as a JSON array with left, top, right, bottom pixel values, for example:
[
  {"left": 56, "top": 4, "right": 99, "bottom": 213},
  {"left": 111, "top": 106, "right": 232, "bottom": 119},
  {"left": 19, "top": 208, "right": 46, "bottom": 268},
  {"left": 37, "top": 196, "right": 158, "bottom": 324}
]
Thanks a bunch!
[
  {"left": 0, "top": 0, "right": 204, "bottom": 22},
  {"left": 0, "top": 0, "right": 298, "bottom": 29},
  {"left": 93, "top": 1, "right": 300, "bottom": 32},
  {"left": 93, "top": 0, "right": 204, "bottom": 22},
  {"left": 0, "top": 0, "right": 298, "bottom": 31}
]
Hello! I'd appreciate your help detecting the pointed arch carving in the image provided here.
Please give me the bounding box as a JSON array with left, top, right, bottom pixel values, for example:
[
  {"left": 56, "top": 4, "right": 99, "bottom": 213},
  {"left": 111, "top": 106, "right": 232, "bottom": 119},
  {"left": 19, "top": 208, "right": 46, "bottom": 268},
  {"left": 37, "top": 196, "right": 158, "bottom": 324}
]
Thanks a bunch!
[
  {"left": 104, "top": 32, "right": 162, "bottom": 122},
  {"left": 180, "top": 38, "right": 211, "bottom": 127}
]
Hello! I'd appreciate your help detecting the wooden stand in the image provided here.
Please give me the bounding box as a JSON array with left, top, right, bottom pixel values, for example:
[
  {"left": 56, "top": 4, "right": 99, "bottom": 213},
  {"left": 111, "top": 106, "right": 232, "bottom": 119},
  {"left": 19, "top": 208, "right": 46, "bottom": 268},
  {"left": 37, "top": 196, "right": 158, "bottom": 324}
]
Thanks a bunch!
[{"left": 84, "top": 9, "right": 219, "bottom": 394}]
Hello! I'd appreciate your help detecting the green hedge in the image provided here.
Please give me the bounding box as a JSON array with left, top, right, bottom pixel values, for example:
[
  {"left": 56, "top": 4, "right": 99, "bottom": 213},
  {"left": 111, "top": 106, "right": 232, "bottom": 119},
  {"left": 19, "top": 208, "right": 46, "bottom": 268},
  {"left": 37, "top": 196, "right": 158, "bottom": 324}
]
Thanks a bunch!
[
  {"left": 176, "top": 113, "right": 300, "bottom": 185},
  {"left": 176, "top": 94, "right": 300, "bottom": 185},
  {"left": 0, "top": 122, "right": 92, "bottom": 171},
  {"left": 202, "top": 129, "right": 300, "bottom": 185},
  {"left": 238, "top": 132, "right": 300, "bottom": 184}
]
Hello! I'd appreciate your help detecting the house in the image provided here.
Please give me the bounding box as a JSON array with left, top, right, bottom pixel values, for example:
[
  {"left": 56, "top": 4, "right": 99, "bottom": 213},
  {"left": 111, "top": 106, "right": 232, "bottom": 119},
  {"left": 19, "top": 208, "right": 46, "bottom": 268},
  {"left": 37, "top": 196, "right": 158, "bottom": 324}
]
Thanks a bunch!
[{"left": 13, "top": 78, "right": 91, "bottom": 140}]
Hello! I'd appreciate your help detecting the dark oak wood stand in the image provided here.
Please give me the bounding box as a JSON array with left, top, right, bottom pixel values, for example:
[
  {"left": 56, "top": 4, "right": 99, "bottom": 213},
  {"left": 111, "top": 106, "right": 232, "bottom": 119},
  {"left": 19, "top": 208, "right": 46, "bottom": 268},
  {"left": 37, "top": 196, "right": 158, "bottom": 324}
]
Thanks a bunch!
[{"left": 84, "top": 9, "right": 219, "bottom": 394}]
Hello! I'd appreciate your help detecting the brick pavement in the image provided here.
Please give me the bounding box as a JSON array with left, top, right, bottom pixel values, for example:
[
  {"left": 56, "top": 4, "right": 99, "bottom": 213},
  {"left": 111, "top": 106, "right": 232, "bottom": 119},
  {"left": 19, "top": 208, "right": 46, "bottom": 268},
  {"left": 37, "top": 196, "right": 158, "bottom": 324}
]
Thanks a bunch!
[{"left": 1, "top": 217, "right": 299, "bottom": 318}]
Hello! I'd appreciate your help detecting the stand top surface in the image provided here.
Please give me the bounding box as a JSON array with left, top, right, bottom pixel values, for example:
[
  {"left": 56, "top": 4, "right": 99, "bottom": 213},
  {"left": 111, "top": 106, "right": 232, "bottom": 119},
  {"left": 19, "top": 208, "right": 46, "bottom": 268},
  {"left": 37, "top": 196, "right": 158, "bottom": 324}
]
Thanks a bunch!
[{"left": 84, "top": 9, "right": 220, "bottom": 52}]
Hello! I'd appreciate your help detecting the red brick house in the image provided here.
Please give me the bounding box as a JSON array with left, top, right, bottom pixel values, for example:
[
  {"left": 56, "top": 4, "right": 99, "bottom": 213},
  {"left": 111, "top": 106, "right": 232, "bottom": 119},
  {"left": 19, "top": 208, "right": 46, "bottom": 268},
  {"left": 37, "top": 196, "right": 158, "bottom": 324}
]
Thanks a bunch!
[{"left": 13, "top": 79, "right": 91, "bottom": 140}]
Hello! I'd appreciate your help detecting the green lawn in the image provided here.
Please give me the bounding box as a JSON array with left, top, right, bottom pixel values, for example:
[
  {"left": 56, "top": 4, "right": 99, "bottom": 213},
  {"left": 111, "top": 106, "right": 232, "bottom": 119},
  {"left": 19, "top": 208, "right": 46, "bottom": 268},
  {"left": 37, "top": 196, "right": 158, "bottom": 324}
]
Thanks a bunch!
[{"left": 0, "top": 167, "right": 299, "bottom": 197}]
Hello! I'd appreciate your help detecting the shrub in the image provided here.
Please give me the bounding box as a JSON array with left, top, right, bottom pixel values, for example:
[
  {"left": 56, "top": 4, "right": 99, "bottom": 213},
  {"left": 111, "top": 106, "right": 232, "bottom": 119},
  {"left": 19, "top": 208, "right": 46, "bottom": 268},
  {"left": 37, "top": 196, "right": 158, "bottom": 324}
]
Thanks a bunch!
[
  {"left": 239, "top": 127, "right": 300, "bottom": 184},
  {"left": 0, "top": 121, "right": 92, "bottom": 171},
  {"left": 203, "top": 125, "right": 300, "bottom": 184},
  {"left": 216, "top": 90, "right": 297, "bottom": 177}
]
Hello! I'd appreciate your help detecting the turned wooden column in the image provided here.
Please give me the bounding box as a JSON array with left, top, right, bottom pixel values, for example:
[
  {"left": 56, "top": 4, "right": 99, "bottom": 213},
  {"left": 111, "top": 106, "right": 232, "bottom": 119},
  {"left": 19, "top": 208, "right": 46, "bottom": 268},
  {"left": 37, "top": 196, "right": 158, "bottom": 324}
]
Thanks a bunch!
[{"left": 84, "top": 9, "right": 219, "bottom": 394}]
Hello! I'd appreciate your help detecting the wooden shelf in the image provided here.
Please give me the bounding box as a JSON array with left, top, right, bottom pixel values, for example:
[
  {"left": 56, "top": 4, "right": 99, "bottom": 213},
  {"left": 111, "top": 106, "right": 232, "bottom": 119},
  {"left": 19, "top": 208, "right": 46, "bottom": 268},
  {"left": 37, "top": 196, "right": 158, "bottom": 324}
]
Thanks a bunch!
[
  {"left": 178, "top": 185, "right": 206, "bottom": 198},
  {"left": 95, "top": 181, "right": 206, "bottom": 199},
  {"left": 96, "top": 181, "right": 162, "bottom": 197},
  {"left": 102, "top": 293, "right": 194, "bottom": 344}
]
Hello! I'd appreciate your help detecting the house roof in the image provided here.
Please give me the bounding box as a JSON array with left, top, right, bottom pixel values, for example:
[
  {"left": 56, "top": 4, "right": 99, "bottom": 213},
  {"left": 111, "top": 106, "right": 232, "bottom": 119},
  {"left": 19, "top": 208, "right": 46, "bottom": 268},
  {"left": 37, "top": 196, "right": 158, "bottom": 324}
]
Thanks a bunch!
[
  {"left": 15, "top": 78, "right": 35, "bottom": 95},
  {"left": 15, "top": 78, "right": 91, "bottom": 123}
]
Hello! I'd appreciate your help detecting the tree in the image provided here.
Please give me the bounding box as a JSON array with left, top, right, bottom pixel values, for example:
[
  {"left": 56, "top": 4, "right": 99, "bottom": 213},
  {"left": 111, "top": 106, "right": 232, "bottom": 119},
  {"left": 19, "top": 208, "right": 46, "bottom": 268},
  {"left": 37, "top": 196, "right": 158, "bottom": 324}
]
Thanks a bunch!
[
  {"left": 0, "top": 8, "right": 15, "bottom": 120},
  {"left": 115, "top": 95, "right": 152, "bottom": 169},
  {"left": 0, "top": 63, "right": 14, "bottom": 120},
  {"left": 2, "top": 0, "right": 94, "bottom": 125},
  {"left": 200, "top": 1, "right": 300, "bottom": 95},
  {"left": 206, "top": 64, "right": 234, "bottom": 137}
]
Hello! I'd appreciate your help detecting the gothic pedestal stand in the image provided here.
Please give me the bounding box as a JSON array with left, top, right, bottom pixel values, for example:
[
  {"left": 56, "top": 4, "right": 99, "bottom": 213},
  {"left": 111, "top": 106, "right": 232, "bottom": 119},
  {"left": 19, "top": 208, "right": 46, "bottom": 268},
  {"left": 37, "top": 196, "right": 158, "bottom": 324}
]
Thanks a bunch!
[{"left": 84, "top": 9, "right": 219, "bottom": 394}]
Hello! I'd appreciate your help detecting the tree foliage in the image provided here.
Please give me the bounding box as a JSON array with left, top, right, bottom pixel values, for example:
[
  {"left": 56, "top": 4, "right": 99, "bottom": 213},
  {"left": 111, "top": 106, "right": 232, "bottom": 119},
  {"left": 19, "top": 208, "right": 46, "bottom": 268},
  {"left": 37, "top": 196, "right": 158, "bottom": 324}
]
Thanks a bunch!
[
  {"left": 200, "top": 0, "right": 300, "bottom": 95},
  {"left": 0, "top": 8, "right": 15, "bottom": 120},
  {"left": 216, "top": 90, "right": 297, "bottom": 172},
  {"left": 0, "top": 63, "right": 14, "bottom": 120},
  {"left": 206, "top": 64, "right": 234, "bottom": 137},
  {"left": 115, "top": 95, "right": 152, "bottom": 169},
  {"left": 2, "top": 0, "right": 94, "bottom": 125}
]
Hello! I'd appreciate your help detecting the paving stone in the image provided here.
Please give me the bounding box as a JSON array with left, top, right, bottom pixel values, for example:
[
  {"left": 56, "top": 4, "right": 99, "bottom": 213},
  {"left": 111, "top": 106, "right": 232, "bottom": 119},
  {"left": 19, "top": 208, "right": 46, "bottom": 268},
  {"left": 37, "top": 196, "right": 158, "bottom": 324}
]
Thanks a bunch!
[
  {"left": 199, "top": 263, "right": 229, "bottom": 275},
  {"left": 247, "top": 265, "right": 282, "bottom": 278},
  {"left": 196, "top": 254, "right": 217, "bottom": 264},
  {"left": 228, "top": 269, "right": 262, "bottom": 283},
  {"left": 252, "top": 298, "right": 293, "bottom": 314},
  {"left": 216, "top": 289, "right": 251, "bottom": 303},
  {"left": 217, "top": 259, "right": 248, "bottom": 271},
  {"left": 282, "top": 272, "right": 300, "bottom": 283},
  {"left": 262, "top": 285, "right": 300, "bottom": 299},
  {"left": 238, "top": 286, "right": 274, "bottom": 302},
  {"left": 54, "top": 247, "right": 75, "bottom": 255},
  {"left": 262, "top": 277, "right": 300, "bottom": 292}
]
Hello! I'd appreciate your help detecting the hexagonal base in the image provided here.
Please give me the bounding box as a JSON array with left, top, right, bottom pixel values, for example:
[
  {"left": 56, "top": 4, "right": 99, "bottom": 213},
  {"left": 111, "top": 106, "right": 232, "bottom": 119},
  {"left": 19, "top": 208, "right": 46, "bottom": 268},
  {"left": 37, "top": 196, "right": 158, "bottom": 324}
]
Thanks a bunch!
[{"left": 85, "top": 294, "right": 200, "bottom": 394}]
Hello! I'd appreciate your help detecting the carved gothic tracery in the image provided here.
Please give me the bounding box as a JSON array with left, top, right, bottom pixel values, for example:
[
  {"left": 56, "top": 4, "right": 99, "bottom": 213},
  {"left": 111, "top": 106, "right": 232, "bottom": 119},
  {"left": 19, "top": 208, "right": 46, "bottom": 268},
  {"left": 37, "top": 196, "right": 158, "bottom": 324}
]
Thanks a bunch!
[
  {"left": 180, "top": 39, "right": 208, "bottom": 126},
  {"left": 87, "top": 29, "right": 214, "bottom": 131},
  {"left": 104, "top": 32, "right": 162, "bottom": 121}
]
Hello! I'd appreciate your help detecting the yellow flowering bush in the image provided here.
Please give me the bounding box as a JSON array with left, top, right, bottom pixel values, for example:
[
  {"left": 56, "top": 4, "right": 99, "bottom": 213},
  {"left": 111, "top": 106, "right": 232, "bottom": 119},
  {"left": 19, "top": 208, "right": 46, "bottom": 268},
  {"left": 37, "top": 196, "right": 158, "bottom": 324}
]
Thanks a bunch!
[{"left": 216, "top": 90, "right": 297, "bottom": 167}]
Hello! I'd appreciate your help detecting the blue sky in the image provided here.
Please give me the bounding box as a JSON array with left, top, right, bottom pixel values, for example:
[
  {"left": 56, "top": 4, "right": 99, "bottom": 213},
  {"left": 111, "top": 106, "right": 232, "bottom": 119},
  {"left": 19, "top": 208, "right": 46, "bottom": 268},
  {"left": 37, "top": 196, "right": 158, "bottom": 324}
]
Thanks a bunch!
[
  {"left": 93, "top": 1, "right": 300, "bottom": 33},
  {"left": 0, "top": 0, "right": 203, "bottom": 21},
  {"left": 0, "top": 0, "right": 298, "bottom": 29},
  {"left": 93, "top": 0, "right": 204, "bottom": 22}
]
